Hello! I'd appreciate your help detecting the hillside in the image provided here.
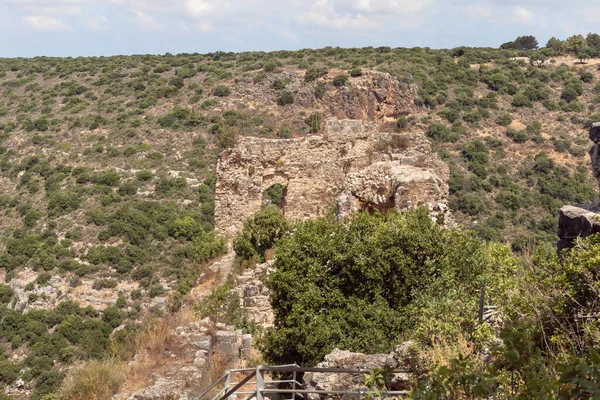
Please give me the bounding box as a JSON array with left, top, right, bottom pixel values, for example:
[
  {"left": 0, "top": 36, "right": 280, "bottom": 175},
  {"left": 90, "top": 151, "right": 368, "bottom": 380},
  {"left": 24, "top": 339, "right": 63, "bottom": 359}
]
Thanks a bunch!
[{"left": 0, "top": 45, "right": 600, "bottom": 398}]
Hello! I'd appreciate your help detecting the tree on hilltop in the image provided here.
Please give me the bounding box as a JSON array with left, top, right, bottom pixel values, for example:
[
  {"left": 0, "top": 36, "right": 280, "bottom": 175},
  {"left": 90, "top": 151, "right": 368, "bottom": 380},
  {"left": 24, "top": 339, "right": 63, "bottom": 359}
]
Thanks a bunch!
[
  {"left": 565, "top": 34, "right": 586, "bottom": 55},
  {"left": 501, "top": 35, "right": 538, "bottom": 51},
  {"left": 545, "top": 37, "right": 564, "bottom": 54},
  {"left": 529, "top": 50, "right": 548, "bottom": 67}
]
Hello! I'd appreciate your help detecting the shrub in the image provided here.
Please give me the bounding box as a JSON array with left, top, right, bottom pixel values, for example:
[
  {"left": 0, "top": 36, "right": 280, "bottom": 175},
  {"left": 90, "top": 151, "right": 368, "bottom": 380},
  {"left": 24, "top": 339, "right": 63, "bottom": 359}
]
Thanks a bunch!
[
  {"left": 580, "top": 71, "right": 594, "bottom": 83},
  {"left": 506, "top": 128, "right": 528, "bottom": 143},
  {"left": 212, "top": 86, "right": 231, "bottom": 97},
  {"left": 95, "top": 170, "right": 121, "bottom": 186},
  {"left": 426, "top": 123, "right": 459, "bottom": 142},
  {"left": 304, "top": 113, "right": 322, "bottom": 133},
  {"left": 135, "top": 169, "right": 154, "bottom": 182},
  {"left": 262, "top": 208, "right": 490, "bottom": 366},
  {"left": 332, "top": 74, "right": 349, "bottom": 87},
  {"left": 37, "top": 272, "right": 52, "bottom": 285},
  {"left": 92, "top": 279, "right": 118, "bottom": 290},
  {"left": 194, "top": 230, "right": 227, "bottom": 262},
  {"left": 263, "top": 184, "right": 285, "bottom": 207},
  {"left": 314, "top": 82, "right": 326, "bottom": 99},
  {"left": 117, "top": 181, "right": 138, "bottom": 196},
  {"left": 276, "top": 92, "right": 294, "bottom": 106},
  {"left": 305, "top": 66, "right": 328, "bottom": 82},
  {"left": 349, "top": 68, "right": 362, "bottom": 77},
  {"left": 511, "top": 92, "right": 532, "bottom": 107},
  {"left": 561, "top": 86, "right": 579, "bottom": 102},
  {"left": 47, "top": 191, "right": 82, "bottom": 216},
  {"left": 451, "top": 193, "right": 489, "bottom": 215},
  {"left": 148, "top": 284, "right": 165, "bottom": 298},
  {"left": 263, "top": 62, "right": 277, "bottom": 72},
  {"left": 0, "top": 284, "right": 13, "bottom": 304},
  {"left": 396, "top": 116, "right": 409, "bottom": 131},
  {"left": 233, "top": 205, "right": 289, "bottom": 263},
  {"left": 461, "top": 140, "right": 489, "bottom": 165},
  {"left": 277, "top": 127, "right": 293, "bottom": 139},
  {"left": 102, "top": 306, "right": 124, "bottom": 328},
  {"left": 58, "top": 359, "right": 127, "bottom": 400}
]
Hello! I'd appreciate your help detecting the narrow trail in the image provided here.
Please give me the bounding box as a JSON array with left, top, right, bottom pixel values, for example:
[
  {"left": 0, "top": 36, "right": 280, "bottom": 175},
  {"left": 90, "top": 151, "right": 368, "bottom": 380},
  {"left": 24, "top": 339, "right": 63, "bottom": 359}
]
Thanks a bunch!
[
  {"left": 119, "top": 252, "right": 239, "bottom": 400},
  {"left": 191, "top": 251, "right": 235, "bottom": 300}
]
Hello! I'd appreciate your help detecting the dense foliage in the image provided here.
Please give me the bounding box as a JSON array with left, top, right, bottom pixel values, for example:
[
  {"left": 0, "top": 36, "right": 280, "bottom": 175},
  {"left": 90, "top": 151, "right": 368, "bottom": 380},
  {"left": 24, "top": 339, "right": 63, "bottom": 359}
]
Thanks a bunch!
[
  {"left": 262, "top": 208, "right": 489, "bottom": 366},
  {"left": 243, "top": 207, "right": 600, "bottom": 397}
]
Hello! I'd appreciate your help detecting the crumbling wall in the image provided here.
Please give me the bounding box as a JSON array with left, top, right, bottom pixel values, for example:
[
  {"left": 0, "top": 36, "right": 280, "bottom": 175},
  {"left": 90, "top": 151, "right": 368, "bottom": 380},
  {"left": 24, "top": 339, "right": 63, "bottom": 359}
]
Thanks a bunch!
[{"left": 215, "top": 119, "right": 449, "bottom": 236}]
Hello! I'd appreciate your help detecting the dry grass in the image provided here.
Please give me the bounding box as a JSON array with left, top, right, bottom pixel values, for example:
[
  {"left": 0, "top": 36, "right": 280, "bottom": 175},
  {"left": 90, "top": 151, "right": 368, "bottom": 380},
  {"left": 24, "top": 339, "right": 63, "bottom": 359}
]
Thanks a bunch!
[
  {"left": 120, "top": 309, "right": 194, "bottom": 394},
  {"left": 422, "top": 334, "right": 478, "bottom": 369},
  {"left": 59, "top": 359, "right": 128, "bottom": 400}
]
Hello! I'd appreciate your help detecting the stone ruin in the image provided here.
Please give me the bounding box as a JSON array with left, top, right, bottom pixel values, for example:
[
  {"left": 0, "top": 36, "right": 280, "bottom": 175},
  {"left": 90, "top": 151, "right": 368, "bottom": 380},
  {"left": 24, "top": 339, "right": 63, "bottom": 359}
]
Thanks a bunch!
[
  {"left": 215, "top": 118, "right": 451, "bottom": 236},
  {"left": 558, "top": 122, "right": 600, "bottom": 251}
]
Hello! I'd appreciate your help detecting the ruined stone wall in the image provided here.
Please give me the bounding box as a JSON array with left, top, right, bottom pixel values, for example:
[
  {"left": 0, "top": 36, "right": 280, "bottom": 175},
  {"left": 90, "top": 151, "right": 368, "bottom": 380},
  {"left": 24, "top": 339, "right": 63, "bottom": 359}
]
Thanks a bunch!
[{"left": 215, "top": 119, "right": 449, "bottom": 236}]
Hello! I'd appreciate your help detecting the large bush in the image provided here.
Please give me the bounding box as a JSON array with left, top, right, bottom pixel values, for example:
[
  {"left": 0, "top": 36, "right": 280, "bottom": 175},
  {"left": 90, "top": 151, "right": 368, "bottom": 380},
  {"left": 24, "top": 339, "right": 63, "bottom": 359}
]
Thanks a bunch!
[
  {"left": 262, "top": 208, "right": 490, "bottom": 366},
  {"left": 233, "top": 205, "right": 289, "bottom": 263}
]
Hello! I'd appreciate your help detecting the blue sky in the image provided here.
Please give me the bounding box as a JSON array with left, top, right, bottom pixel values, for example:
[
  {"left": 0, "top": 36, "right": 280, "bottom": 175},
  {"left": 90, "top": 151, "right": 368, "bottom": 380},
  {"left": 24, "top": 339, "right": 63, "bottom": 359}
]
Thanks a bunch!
[{"left": 1, "top": 0, "right": 599, "bottom": 57}]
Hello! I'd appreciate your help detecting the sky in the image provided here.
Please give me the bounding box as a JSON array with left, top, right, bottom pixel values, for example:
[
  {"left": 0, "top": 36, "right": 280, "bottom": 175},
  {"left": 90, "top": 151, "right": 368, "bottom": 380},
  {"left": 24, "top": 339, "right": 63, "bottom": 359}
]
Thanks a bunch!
[{"left": 1, "top": 0, "right": 600, "bottom": 58}]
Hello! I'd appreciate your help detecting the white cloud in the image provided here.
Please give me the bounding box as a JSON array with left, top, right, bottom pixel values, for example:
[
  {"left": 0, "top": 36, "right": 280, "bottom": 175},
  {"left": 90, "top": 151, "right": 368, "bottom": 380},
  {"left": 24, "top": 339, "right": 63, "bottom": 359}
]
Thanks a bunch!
[
  {"left": 23, "top": 15, "right": 72, "bottom": 31},
  {"left": 7, "top": 0, "right": 89, "bottom": 16},
  {"left": 132, "top": 10, "right": 163, "bottom": 31},
  {"left": 85, "top": 14, "right": 109, "bottom": 31},
  {"left": 298, "top": 0, "right": 379, "bottom": 30},
  {"left": 184, "top": 0, "right": 218, "bottom": 17},
  {"left": 197, "top": 20, "right": 213, "bottom": 32},
  {"left": 465, "top": 5, "right": 494, "bottom": 21},
  {"left": 351, "top": 0, "right": 432, "bottom": 15},
  {"left": 512, "top": 6, "right": 534, "bottom": 23}
]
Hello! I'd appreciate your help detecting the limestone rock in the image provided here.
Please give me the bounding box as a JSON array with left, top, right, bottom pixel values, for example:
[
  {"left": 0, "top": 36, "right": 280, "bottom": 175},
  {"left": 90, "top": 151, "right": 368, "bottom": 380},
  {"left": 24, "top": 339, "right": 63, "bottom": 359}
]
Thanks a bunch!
[
  {"left": 557, "top": 205, "right": 600, "bottom": 251},
  {"left": 232, "top": 260, "right": 275, "bottom": 328},
  {"left": 335, "top": 161, "right": 449, "bottom": 222},
  {"left": 557, "top": 122, "right": 600, "bottom": 251},
  {"left": 303, "top": 346, "right": 413, "bottom": 399},
  {"left": 215, "top": 119, "right": 449, "bottom": 236}
]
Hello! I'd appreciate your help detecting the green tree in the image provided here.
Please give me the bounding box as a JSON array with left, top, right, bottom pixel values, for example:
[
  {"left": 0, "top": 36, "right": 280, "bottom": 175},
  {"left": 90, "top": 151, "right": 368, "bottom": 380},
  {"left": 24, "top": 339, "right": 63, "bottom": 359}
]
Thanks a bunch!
[
  {"left": 586, "top": 32, "right": 600, "bottom": 54},
  {"left": 565, "top": 34, "right": 586, "bottom": 55},
  {"left": 233, "top": 205, "right": 289, "bottom": 263},
  {"left": 529, "top": 50, "right": 548, "bottom": 67},
  {"left": 546, "top": 36, "right": 564, "bottom": 53},
  {"left": 262, "top": 208, "right": 490, "bottom": 366}
]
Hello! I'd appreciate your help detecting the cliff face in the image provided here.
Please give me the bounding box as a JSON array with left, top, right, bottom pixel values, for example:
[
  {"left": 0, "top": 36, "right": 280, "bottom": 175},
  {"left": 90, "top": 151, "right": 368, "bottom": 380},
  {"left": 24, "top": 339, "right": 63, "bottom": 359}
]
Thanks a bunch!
[
  {"left": 558, "top": 123, "right": 600, "bottom": 251},
  {"left": 230, "top": 69, "right": 418, "bottom": 123},
  {"left": 215, "top": 119, "right": 449, "bottom": 236}
]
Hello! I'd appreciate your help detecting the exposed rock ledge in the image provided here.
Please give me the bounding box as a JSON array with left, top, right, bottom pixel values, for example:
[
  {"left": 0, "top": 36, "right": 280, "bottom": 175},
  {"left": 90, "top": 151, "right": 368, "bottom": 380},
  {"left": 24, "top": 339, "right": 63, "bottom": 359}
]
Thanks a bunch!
[
  {"left": 557, "top": 205, "right": 600, "bottom": 252},
  {"left": 557, "top": 122, "right": 600, "bottom": 252}
]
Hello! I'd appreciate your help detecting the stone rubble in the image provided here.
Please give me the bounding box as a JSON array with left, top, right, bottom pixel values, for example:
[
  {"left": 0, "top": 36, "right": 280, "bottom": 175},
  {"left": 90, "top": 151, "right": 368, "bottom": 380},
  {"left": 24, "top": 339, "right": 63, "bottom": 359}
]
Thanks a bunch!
[
  {"left": 303, "top": 343, "right": 414, "bottom": 400},
  {"left": 232, "top": 260, "right": 275, "bottom": 328}
]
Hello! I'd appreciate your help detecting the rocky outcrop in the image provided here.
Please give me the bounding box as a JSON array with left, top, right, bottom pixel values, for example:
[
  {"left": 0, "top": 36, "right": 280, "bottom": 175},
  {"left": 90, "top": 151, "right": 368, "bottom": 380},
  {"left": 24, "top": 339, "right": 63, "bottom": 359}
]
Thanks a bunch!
[
  {"left": 336, "top": 161, "right": 450, "bottom": 222},
  {"left": 0, "top": 268, "right": 167, "bottom": 312},
  {"left": 558, "top": 123, "right": 600, "bottom": 251},
  {"left": 321, "top": 71, "right": 418, "bottom": 121},
  {"left": 231, "top": 70, "right": 418, "bottom": 122},
  {"left": 215, "top": 119, "right": 449, "bottom": 236},
  {"left": 303, "top": 344, "right": 413, "bottom": 399},
  {"left": 557, "top": 205, "right": 600, "bottom": 252}
]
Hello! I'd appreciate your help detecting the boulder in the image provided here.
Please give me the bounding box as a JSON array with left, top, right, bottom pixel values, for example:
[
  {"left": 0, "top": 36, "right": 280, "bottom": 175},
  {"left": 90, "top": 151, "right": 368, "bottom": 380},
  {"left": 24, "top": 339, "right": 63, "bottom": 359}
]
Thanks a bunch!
[{"left": 557, "top": 205, "right": 600, "bottom": 251}]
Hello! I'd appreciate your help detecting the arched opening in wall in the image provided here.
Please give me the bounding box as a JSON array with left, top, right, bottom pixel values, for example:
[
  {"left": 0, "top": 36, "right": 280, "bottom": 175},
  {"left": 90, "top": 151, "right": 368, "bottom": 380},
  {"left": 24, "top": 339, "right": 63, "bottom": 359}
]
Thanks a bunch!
[
  {"left": 263, "top": 184, "right": 287, "bottom": 210},
  {"left": 359, "top": 196, "right": 396, "bottom": 215}
]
